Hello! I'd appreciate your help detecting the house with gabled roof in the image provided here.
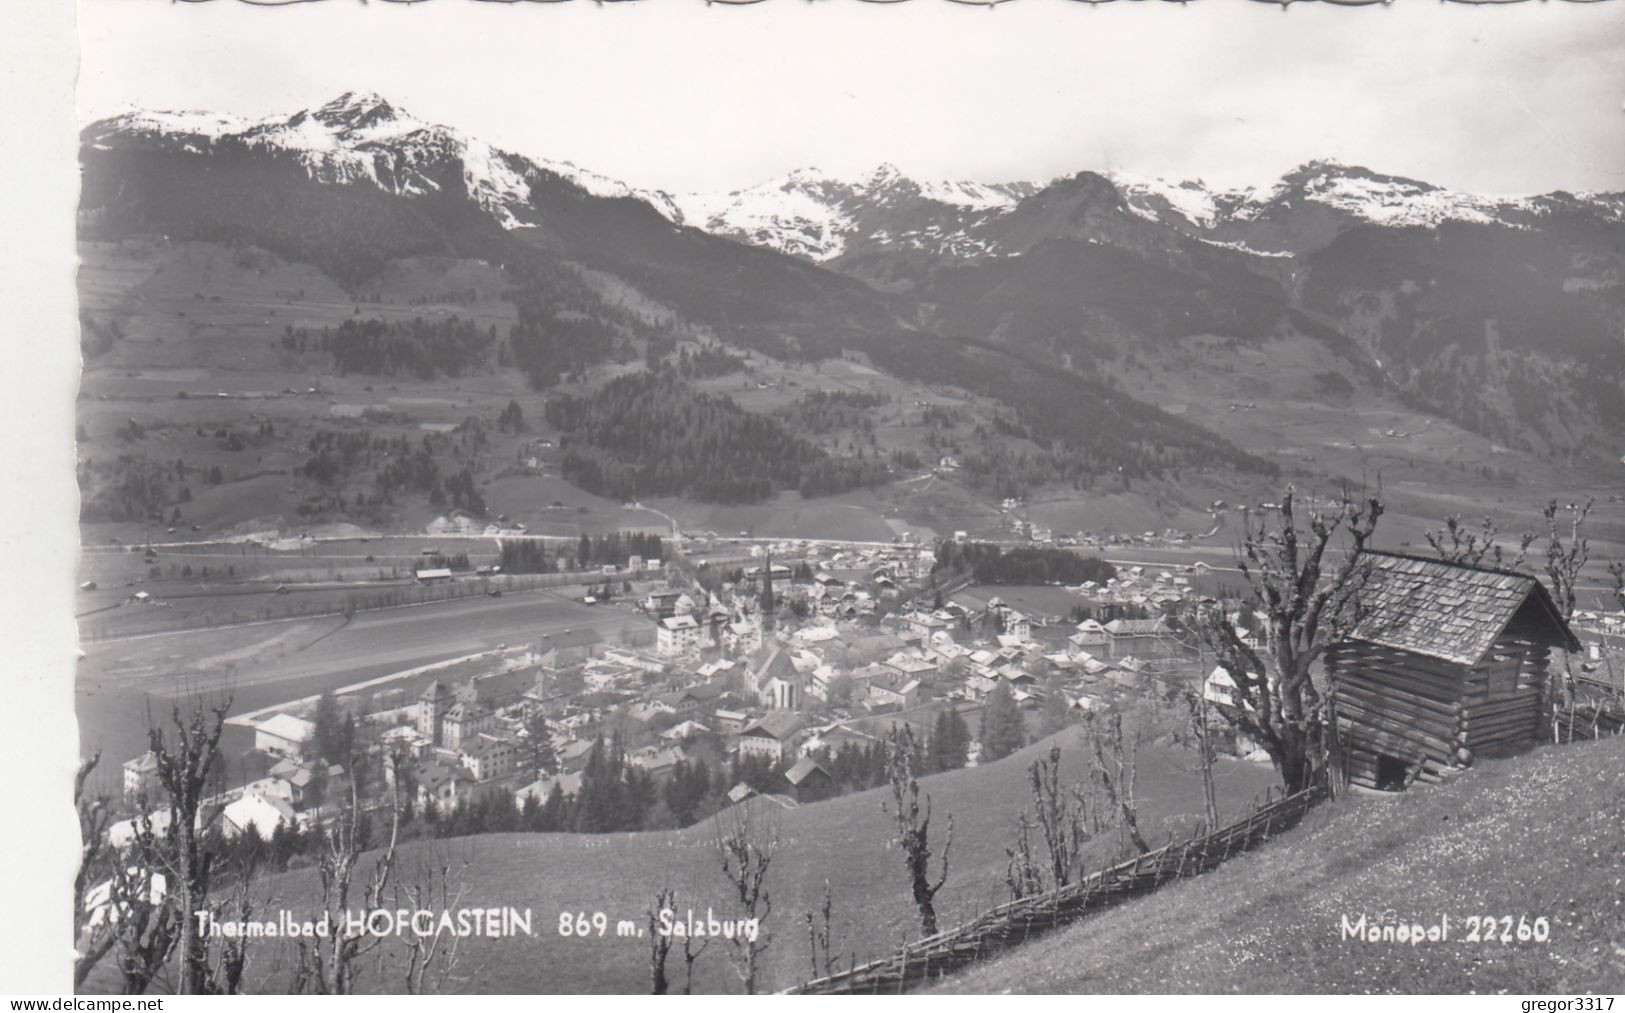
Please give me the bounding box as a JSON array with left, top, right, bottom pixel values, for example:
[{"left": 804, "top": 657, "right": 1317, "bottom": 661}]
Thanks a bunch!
[
  {"left": 254, "top": 713, "right": 315, "bottom": 760},
  {"left": 412, "top": 758, "right": 461, "bottom": 809},
  {"left": 221, "top": 792, "right": 299, "bottom": 839},
  {"left": 459, "top": 732, "right": 520, "bottom": 782},
  {"left": 441, "top": 700, "right": 494, "bottom": 751},
  {"left": 785, "top": 756, "right": 835, "bottom": 803},
  {"left": 736, "top": 712, "right": 803, "bottom": 763},
  {"left": 513, "top": 771, "right": 582, "bottom": 810},
  {"left": 656, "top": 613, "right": 704, "bottom": 657},
  {"left": 1103, "top": 617, "right": 1176, "bottom": 659},
  {"left": 1326, "top": 551, "right": 1579, "bottom": 791},
  {"left": 660, "top": 719, "right": 710, "bottom": 742},
  {"left": 122, "top": 750, "right": 160, "bottom": 799}
]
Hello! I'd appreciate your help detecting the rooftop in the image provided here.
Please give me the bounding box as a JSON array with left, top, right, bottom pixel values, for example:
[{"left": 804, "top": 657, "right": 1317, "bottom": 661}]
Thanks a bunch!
[{"left": 1345, "top": 550, "right": 1580, "bottom": 666}]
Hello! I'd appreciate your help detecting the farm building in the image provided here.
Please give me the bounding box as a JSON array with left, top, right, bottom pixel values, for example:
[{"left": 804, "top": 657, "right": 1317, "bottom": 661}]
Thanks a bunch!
[
  {"left": 1328, "top": 552, "right": 1580, "bottom": 792},
  {"left": 785, "top": 756, "right": 836, "bottom": 803}
]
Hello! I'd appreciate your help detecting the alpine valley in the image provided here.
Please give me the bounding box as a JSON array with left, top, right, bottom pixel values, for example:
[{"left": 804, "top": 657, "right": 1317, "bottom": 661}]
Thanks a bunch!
[{"left": 76, "top": 92, "right": 1625, "bottom": 553}]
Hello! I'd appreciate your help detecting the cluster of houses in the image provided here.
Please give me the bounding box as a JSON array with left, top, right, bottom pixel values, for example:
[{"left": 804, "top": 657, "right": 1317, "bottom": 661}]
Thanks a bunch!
[
  {"left": 115, "top": 731, "right": 346, "bottom": 847},
  {"left": 1070, "top": 563, "right": 1207, "bottom": 611},
  {"left": 102, "top": 538, "right": 1613, "bottom": 860},
  {"left": 107, "top": 538, "right": 1227, "bottom": 847}
]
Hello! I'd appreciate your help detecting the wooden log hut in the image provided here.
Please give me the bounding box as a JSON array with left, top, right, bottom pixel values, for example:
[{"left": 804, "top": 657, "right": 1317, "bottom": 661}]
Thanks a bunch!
[{"left": 1328, "top": 551, "right": 1580, "bottom": 791}]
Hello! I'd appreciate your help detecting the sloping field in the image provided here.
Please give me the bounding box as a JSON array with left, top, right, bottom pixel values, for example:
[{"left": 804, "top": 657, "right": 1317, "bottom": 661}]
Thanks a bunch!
[
  {"left": 934, "top": 735, "right": 1625, "bottom": 994},
  {"left": 121, "top": 728, "right": 1279, "bottom": 995}
]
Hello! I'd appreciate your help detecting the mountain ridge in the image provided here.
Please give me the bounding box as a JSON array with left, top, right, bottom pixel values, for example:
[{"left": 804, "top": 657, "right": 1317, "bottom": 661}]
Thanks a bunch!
[
  {"left": 80, "top": 92, "right": 1625, "bottom": 464},
  {"left": 84, "top": 93, "right": 1623, "bottom": 264}
]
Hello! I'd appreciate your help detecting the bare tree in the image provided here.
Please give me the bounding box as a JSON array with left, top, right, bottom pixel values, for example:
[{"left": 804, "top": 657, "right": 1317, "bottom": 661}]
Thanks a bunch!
[
  {"left": 1194, "top": 485, "right": 1382, "bottom": 793},
  {"left": 87, "top": 699, "right": 232, "bottom": 994},
  {"left": 293, "top": 749, "right": 403, "bottom": 994},
  {"left": 679, "top": 920, "right": 710, "bottom": 995},
  {"left": 148, "top": 697, "right": 232, "bottom": 994},
  {"left": 1541, "top": 499, "right": 1591, "bottom": 625},
  {"left": 396, "top": 845, "right": 472, "bottom": 995},
  {"left": 198, "top": 860, "right": 259, "bottom": 995},
  {"left": 648, "top": 886, "right": 675, "bottom": 995},
  {"left": 1425, "top": 514, "right": 1533, "bottom": 569},
  {"left": 107, "top": 812, "right": 179, "bottom": 995},
  {"left": 881, "top": 724, "right": 953, "bottom": 937},
  {"left": 712, "top": 803, "right": 777, "bottom": 994},
  {"left": 1603, "top": 561, "right": 1625, "bottom": 696},
  {"left": 1032, "top": 744, "right": 1094, "bottom": 888},
  {"left": 1541, "top": 498, "right": 1593, "bottom": 738},
  {"left": 1004, "top": 812, "right": 1047, "bottom": 902},
  {"left": 803, "top": 880, "right": 842, "bottom": 980},
  {"left": 74, "top": 753, "right": 116, "bottom": 987},
  {"left": 1006, "top": 741, "right": 1100, "bottom": 901},
  {"left": 1175, "top": 690, "right": 1221, "bottom": 833},
  {"left": 1089, "top": 713, "right": 1150, "bottom": 856}
]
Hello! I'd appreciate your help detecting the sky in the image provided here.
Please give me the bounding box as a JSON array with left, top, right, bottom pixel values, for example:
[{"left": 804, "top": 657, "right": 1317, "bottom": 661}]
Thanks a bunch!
[{"left": 76, "top": 0, "right": 1625, "bottom": 196}]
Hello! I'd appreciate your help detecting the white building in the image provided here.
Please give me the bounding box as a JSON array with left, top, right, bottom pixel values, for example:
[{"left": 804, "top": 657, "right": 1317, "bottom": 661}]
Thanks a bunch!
[
  {"left": 656, "top": 614, "right": 703, "bottom": 657},
  {"left": 122, "top": 751, "right": 160, "bottom": 799},
  {"left": 254, "top": 713, "right": 315, "bottom": 760},
  {"left": 220, "top": 793, "right": 299, "bottom": 839}
]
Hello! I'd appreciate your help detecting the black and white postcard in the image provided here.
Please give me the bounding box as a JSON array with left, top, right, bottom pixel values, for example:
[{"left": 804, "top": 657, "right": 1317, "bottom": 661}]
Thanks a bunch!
[{"left": 31, "top": 0, "right": 1625, "bottom": 996}]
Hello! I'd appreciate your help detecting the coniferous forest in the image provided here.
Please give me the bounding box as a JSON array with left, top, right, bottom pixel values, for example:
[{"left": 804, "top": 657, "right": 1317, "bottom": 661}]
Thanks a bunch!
[
  {"left": 544, "top": 372, "right": 895, "bottom": 504},
  {"left": 933, "top": 540, "right": 1117, "bottom": 586},
  {"left": 281, "top": 316, "right": 496, "bottom": 379}
]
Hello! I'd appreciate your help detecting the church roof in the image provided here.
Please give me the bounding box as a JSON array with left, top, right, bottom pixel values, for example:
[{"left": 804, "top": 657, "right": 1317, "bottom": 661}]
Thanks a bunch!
[{"left": 749, "top": 643, "right": 799, "bottom": 684}]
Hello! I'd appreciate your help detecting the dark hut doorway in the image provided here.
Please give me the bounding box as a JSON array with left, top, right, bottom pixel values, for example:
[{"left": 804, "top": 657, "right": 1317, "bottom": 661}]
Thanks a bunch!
[{"left": 1375, "top": 754, "right": 1410, "bottom": 792}]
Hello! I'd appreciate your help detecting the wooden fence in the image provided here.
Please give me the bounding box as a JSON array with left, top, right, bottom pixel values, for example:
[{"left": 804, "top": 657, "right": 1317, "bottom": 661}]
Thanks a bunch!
[
  {"left": 785, "top": 783, "right": 1327, "bottom": 995},
  {"left": 1554, "top": 679, "right": 1625, "bottom": 742}
]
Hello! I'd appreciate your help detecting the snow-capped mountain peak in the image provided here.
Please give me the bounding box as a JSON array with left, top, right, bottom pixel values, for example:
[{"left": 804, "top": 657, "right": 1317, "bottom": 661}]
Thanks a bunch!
[
  {"left": 309, "top": 91, "right": 405, "bottom": 132},
  {"left": 85, "top": 91, "right": 698, "bottom": 231},
  {"left": 88, "top": 93, "right": 562, "bottom": 228},
  {"left": 665, "top": 164, "right": 1043, "bottom": 262},
  {"left": 1108, "top": 172, "right": 1224, "bottom": 230},
  {"left": 85, "top": 95, "right": 1622, "bottom": 262}
]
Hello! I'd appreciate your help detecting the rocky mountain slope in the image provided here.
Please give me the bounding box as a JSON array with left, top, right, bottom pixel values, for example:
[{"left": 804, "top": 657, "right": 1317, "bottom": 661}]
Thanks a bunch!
[
  {"left": 682, "top": 160, "right": 1624, "bottom": 460},
  {"left": 79, "top": 93, "right": 1278, "bottom": 518}
]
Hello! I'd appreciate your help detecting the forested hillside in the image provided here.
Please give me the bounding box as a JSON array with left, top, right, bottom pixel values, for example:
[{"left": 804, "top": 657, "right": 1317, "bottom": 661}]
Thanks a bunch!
[{"left": 544, "top": 372, "right": 896, "bottom": 503}]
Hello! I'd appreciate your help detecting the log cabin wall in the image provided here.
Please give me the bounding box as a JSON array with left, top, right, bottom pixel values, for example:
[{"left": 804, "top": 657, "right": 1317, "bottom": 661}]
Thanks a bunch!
[
  {"left": 1328, "top": 642, "right": 1471, "bottom": 789},
  {"left": 1460, "top": 620, "right": 1550, "bottom": 753}
]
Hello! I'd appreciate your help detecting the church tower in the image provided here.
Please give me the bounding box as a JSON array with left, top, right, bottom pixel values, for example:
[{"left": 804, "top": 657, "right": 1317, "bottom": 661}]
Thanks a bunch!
[
  {"left": 759, "top": 550, "right": 776, "bottom": 635},
  {"left": 416, "top": 679, "right": 454, "bottom": 747}
]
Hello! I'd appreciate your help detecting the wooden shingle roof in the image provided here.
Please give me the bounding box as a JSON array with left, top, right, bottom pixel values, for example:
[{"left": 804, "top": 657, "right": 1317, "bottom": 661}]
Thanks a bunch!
[
  {"left": 1345, "top": 551, "right": 1579, "bottom": 666},
  {"left": 785, "top": 756, "right": 832, "bottom": 786}
]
